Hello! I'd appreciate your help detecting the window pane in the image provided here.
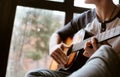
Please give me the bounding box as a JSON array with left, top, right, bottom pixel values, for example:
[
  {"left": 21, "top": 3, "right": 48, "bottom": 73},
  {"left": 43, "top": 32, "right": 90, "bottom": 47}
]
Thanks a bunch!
[
  {"left": 6, "top": 6, "right": 65, "bottom": 77},
  {"left": 113, "top": 0, "right": 119, "bottom": 4},
  {"left": 46, "top": 0, "right": 64, "bottom": 2},
  {"left": 74, "top": 0, "right": 119, "bottom": 8},
  {"left": 74, "top": 0, "right": 95, "bottom": 8}
]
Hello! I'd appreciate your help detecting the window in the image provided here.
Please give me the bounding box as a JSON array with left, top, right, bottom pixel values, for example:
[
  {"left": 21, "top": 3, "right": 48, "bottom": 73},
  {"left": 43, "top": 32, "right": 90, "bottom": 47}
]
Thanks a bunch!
[{"left": 6, "top": 6, "right": 65, "bottom": 77}]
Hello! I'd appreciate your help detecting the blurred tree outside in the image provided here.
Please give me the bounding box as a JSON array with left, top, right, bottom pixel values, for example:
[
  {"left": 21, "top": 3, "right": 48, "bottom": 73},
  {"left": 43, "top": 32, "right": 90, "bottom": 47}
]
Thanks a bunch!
[{"left": 6, "top": 6, "right": 65, "bottom": 77}]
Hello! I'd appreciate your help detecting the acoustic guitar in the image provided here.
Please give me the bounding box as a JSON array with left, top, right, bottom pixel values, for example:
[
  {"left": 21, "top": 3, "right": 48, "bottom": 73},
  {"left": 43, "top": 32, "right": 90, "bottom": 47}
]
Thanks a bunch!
[{"left": 49, "top": 25, "right": 120, "bottom": 72}]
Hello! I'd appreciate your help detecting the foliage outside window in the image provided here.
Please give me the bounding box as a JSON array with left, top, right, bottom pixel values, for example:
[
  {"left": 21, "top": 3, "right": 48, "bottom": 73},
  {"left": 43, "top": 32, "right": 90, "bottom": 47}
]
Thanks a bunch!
[{"left": 6, "top": 6, "right": 65, "bottom": 77}]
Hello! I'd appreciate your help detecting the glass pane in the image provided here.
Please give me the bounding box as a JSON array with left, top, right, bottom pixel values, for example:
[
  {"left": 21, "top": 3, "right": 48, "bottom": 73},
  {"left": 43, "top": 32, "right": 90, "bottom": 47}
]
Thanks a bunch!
[
  {"left": 113, "top": 0, "right": 119, "bottom": 4},
  {"left": 6, "top": 6, "right": 65, "bottom": 77},
  {"left": 46, "top": 0, "right": 64, "bottom": 2},
  {"left": 74, "top": 0, "right": 95, "bottom": 8},
  {"left": 74, "top": 0, "right": 119, "bottom": 8}
]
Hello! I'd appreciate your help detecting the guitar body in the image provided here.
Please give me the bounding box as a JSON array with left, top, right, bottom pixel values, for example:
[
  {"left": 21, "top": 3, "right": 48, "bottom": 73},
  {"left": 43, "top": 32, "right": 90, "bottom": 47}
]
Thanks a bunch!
[{"left": 49, "top": 29, "right": 93, "bottom": 73}]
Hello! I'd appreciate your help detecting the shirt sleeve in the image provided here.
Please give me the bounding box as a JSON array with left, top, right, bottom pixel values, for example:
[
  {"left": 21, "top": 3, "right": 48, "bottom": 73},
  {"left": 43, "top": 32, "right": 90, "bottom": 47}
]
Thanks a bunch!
[{"left": 57, "top": 9, "right": 95, "bottom": 40}]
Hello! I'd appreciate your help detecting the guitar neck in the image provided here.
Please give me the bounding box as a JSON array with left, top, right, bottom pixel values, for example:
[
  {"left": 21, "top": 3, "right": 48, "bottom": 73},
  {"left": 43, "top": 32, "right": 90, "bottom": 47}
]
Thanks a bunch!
[{"left": 72, "top": 26, "right": 120, "bottom": 52}]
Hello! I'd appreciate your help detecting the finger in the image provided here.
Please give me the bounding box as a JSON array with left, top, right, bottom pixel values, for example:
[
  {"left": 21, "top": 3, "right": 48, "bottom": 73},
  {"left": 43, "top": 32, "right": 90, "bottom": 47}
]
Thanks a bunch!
[
  {"left": 83, "top": 51, "right": 90, "bottom": 57},
  {"left": 51, "top": 53, "right": 66, "bottom": 65},
  {"left": 53, "top": 49, "right": 67, "bottom": 65},
  {"left": 56, "top": 49, "right": 68, "bottom": 63},
  {"left": 84, "top": 41, "right": 92, "bottom": 51},
  {"left": 91, "top": 37, "right": 98, "bottom": 50},
  {"left": 84, "top": 41, "right": 95, "bottom": 55},
  {"left": 51, "top": 52, "right": 63, "bottom": 64},
  {"left": 51, "top": 52, "right": 62, "bottom": 65}
]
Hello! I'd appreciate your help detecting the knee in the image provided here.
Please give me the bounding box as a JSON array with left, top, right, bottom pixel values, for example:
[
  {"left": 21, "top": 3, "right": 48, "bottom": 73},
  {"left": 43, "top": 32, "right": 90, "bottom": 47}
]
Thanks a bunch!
[
  {"left": 100, "top": 45, "right": 112, "bottom": 49},
  {"left": 89, "top": 45, "right": 115, "bottom": 60},
  {"left": 25, "top": 70, "right": 33, "bottom": 77},
  {"left": 24, "top": 69, "right": 50, "bottom": 77},
  {"left": 25, "top": 69, "right": 41, "bottom": 77},
  {"left": 98, "top": 45, "right": 114, "bottom": 53}
]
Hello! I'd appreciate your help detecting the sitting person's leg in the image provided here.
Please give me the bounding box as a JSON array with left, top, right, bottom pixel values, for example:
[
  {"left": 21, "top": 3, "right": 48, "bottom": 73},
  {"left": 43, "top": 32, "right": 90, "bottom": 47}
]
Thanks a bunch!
[
  {"left": 69, "top": 45, "right": 120, "bottom": 77},
  {"left": 25, "top": 69, "right": 70, "bottom": 77},
  {"left": 25, "top": 45, "right": 120, "bottom": 77}
]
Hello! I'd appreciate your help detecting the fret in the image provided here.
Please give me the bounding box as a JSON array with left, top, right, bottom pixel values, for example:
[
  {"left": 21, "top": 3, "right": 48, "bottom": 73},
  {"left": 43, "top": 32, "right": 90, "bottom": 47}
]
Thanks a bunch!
[
  {"left": 99, "top": 32, "right": 103, "bottom": 42},
  {"left": 119, "top": 26, "right": 120, "bottom": 34},
  {"left": 113, "top": 26, "right": 116, "bottom": 37},
  {"left": 103, "top": 30, "right": 108, "bottom": 41},
  {"left": 114, "top": 26, "right": 120, "bottom": 37},
  {"left": 112, "top": 28, "right": 117, "bottom": 38},
  {"left": 109, "top": 28, "right": 114, "bottom": 39},
  {"left": 95, "top": 33, "right": 100, "bottom": 42},
  {"left": 104, "top": 30, "right": 108, "bottom": 41},
  {"left": 97, "top": 32, "right": 103, "bottom": 42},
  {"left": 106, "top": 30, "right": 111, "bottom": 40},
  {"left": 101, "top": 31, "right": 106, "bottom": 41}
]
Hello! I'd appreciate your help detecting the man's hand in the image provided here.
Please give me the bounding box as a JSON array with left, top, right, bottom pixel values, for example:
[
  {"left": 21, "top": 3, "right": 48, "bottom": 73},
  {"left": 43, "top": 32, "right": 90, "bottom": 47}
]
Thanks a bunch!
[
  {"left": 83, "top": 37, "right": 111, "bottom": 57},
  {"left": 83, "top": 37, "right": 99, "bottom": 57},
  {"left": 50, "top": 43, "right": 70, "bottom": 67}
]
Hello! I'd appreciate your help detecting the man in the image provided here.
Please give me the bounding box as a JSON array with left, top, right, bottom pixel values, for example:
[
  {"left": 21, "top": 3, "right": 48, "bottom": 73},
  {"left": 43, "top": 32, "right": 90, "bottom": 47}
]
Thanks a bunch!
[{"left": 25, "top": 0, "right": 120, "bottom": 77}]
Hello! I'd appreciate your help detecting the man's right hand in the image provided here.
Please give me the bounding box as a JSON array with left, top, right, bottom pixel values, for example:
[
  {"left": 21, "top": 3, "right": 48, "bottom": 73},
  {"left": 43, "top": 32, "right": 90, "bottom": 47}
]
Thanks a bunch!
[{"left": 50, "top": 43, "right": 69, "bottom": 67}]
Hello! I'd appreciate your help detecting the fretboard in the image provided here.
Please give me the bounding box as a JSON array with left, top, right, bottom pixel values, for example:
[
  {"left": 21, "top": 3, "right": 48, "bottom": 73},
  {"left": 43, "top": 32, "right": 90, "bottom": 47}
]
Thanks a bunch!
[{"left": 72, "top": 26, "right": 120, "bottom": 52}]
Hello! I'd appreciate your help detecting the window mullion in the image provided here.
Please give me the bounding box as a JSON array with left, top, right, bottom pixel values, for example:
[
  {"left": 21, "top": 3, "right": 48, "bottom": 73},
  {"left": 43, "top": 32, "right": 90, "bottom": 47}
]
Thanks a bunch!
[{"left": 64, "top": 0, "right": 74, "bottom": 24}]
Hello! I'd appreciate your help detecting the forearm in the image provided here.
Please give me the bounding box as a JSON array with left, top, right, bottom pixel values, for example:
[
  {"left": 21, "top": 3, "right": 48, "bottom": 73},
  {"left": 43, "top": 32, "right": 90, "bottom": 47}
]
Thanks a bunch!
[{"left": 49, "top": 33, "right": 62, "bottom": 54}]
